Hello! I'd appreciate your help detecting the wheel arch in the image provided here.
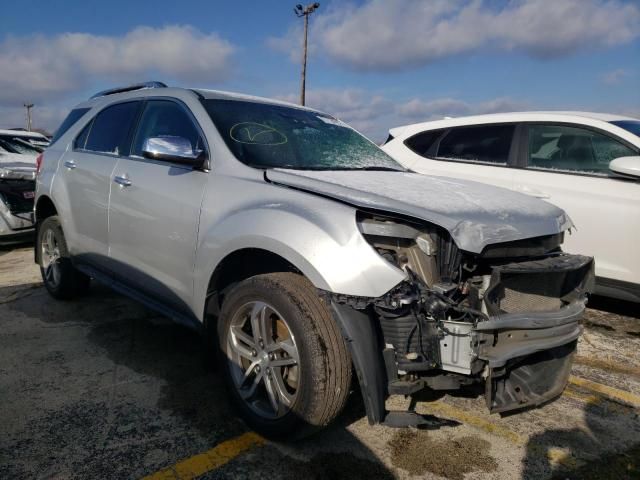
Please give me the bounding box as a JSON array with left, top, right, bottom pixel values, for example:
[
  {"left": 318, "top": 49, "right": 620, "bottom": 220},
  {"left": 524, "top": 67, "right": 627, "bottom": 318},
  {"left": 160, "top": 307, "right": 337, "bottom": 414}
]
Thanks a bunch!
[
  {"left": 35, "top": 195, "right": 58, "bottom": 222},
  {"left": 203, "top": 247, "right": 303, "bottom": 327},
  {"left": 34, "top": 195, "right": 59, "bottom": 263}
]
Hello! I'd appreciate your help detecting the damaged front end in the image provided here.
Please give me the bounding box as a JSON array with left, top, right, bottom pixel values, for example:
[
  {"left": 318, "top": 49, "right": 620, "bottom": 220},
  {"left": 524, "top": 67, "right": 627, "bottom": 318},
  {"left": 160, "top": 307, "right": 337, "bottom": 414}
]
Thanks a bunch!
[
  {"left": 327, "top": 212, "right": 594, "bottom": 426},
  {"left": 0, "top": 166, "right": 36, "bottom": 242}
]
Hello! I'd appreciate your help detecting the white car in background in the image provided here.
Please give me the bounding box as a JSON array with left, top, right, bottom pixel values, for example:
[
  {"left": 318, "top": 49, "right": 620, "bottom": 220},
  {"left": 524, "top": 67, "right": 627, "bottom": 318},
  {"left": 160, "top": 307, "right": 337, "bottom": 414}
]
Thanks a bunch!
[
  {"left": 0, "top": 131, "right": 41, "bottom": 244},
  {"left": 382, "top": 112, "right": 640, "bottom": 302},
  {"left": 0, "top": 129, "right": 49, "bottom": 150}
]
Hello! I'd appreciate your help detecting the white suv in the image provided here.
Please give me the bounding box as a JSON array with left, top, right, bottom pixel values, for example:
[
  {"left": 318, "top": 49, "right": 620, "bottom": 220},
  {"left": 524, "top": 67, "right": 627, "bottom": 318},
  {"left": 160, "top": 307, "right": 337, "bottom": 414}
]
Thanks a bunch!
[{"left": 383, "top": 112, "right": 640, "bottom": 302}]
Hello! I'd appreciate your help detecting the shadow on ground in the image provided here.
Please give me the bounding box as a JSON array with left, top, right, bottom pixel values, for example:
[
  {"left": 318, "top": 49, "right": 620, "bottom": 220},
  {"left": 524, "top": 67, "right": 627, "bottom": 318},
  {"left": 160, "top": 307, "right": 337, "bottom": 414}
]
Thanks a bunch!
[
  {"left": 523, "top": 400, "right": 639, "bottom": 480},
  {"left": 1, "top": 278, "right": 638, "bottom": 479},
  {"left": 0, "top": 281, "right": 400, "bottom": 479}
]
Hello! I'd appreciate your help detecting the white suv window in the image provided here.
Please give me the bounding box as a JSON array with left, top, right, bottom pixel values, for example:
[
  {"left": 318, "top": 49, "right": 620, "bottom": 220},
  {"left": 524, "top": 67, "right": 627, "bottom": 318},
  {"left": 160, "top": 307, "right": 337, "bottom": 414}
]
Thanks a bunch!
[
  {"left": 436, "top": 124, "right": 515, "bottom": 165},
  {"left": 527, "top": 124, "right": 636, "bottom": 175}
]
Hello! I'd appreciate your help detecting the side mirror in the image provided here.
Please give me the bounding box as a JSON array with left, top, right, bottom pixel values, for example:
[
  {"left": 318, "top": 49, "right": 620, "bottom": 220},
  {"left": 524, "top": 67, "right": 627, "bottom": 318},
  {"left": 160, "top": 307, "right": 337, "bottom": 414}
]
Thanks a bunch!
[
  {"left": 142, "top": 136, "right": 205, "bottom": 167},
  {"left": 609, "top": 156, "right": 640, "bottom": 179}
]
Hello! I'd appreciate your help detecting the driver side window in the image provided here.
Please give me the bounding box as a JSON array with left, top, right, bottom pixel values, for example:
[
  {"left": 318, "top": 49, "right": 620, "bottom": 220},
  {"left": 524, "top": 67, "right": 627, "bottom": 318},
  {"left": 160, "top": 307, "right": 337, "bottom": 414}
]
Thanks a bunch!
[{"left": 131, "top": 100, "right": 204, "bottom": 158}]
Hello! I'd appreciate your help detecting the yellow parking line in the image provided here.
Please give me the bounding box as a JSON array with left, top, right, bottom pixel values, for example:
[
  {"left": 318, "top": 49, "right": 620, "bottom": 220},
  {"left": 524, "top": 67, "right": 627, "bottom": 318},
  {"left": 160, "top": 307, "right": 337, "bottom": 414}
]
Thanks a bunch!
[
  {"left": 140, "top": 431, "right": 265, "bottom": 480},
  {"left": 421, "top": 401, "right": 525, "bottom": 445},
  {"left": 569, "top": 375, "right": 640, "bottom": 408},
  {"left": 562, "top": 386, "right": 633, "bottom": 415},
  {"left": 562, "top": 387, "right": 601, "bottom": 405},
  {"left": 574, "top": 356, "right": 640, "bottom": 377},
  {"left": 421, "top": 379, "right": 639, "bottom": 447}
]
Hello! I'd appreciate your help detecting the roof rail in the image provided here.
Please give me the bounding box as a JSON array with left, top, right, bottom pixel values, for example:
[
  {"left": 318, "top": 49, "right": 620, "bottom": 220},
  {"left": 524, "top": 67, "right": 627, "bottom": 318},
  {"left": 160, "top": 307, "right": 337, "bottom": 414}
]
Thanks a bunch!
[{"left": 90, "top": 81, "right": 167, "bottom": 99}]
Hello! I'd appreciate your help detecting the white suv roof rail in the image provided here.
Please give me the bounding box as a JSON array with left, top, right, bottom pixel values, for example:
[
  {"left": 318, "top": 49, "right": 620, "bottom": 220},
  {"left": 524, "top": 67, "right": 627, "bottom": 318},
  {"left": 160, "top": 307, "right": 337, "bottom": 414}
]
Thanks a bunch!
[{"left": 90, "top": 81, "right": 167, "bottom": 99}]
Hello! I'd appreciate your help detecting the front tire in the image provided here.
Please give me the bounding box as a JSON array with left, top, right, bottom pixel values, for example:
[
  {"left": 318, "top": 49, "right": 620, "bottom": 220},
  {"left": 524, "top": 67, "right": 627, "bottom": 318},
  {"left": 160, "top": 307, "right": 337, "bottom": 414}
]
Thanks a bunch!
[
  {"left": 218, "top": 272, "right": 351, "bottom": 439},
  {"left": 37, "top": 216, "right": 90, "bottom": 299}
]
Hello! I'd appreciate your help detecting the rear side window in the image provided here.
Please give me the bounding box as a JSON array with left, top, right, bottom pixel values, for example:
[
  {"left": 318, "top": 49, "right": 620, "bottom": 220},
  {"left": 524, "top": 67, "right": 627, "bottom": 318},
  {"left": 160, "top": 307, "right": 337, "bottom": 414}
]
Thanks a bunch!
[
  {"left": 437, "top": 125, "right": 515, "bottom": 165},
  {"left": 404, "top": 129, "right": 445, "bottom": 157},
  {"left": 50, "top": 108, "right": 90, "bottom": 145},
  {"left": 79, "top": 102, "right": 140, "bottom": 155},
  {"left": 528, "top": 124, "right": 637, "bottom": 174}
]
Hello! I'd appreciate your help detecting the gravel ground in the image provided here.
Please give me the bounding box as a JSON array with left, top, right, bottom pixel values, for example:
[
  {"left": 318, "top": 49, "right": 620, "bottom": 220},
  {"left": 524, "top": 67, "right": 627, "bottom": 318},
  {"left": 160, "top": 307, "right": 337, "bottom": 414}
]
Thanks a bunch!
[{"left": 0, "top": 245, "right": 638, "bottom": 480}]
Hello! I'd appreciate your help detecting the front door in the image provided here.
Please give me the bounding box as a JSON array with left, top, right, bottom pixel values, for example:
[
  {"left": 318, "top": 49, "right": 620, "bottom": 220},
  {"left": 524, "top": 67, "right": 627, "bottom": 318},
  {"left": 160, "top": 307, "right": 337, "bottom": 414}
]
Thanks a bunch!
[
  {"left": 108, "top": 99, "right": 209, "bottom": 314},
  {"left": 514, "top": 123, "right": 640, "bottom": 288}
]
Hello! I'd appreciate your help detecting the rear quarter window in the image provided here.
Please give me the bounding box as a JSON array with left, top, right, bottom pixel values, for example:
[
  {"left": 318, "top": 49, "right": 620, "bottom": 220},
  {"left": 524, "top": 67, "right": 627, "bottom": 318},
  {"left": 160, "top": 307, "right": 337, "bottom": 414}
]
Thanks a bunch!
[
  {"left": 50, "top": 108, "right": 90, "bottom": 145},
  {"left": 403, "top": 129, "right": 446, "bottom": 157}
]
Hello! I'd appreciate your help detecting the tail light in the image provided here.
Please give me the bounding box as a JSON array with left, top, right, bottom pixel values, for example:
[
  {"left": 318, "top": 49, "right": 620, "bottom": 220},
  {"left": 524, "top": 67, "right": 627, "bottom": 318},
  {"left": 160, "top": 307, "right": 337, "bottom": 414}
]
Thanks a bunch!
[{"left": 35, "top": 153, "right": 43, "bottom": 176}]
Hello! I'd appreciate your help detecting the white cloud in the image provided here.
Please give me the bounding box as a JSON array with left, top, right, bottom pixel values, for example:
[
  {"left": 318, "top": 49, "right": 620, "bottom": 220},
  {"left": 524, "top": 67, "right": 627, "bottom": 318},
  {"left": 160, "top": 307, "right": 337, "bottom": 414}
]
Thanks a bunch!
[
  {"left": 0, "top": 25, "right": 236, "bottom": 107},
  {"left": 0, "top": 105, "right": 70, "bottom": 133},
  {"left": 270, "top": 0, "right": 640, "bottom": 72},
  {"left": 600, "top": 68, "right": 631, "bottom": 85},
  {"left": 276, "top": 88, "right": 393, "bottom": 136},
  {"left": 396, "top": 97, "right": 530, "bottom": 120},
  {"left": 275, "top": 88, "right": 531, "bottom": 141}
]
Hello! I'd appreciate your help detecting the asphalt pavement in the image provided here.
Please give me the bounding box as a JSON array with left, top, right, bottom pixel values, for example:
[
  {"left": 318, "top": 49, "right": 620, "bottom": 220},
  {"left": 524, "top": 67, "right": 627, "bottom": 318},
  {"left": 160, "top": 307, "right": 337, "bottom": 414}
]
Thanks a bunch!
[{"left": 1, "top": 246, "right": 639, "bottom": 480}]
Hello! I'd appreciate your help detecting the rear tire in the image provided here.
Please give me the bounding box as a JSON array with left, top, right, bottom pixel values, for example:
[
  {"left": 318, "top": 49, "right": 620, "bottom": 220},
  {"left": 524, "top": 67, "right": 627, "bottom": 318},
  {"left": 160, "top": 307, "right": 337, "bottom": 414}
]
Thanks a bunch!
[
  {"left": 37, "top": 216, "right": 90, "bottom": 300},
  {"left": 218, "top": 272, "right": 351, "bottom": 439}
]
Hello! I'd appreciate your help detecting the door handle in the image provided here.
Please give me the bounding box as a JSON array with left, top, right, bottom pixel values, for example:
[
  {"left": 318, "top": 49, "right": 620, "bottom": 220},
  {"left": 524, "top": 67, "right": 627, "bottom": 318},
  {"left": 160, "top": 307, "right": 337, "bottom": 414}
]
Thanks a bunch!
[
  {"left": 113, "top": 175, "right": 132, "bottom": 187},
  {"left": 63, "top": 160, "right": 77, "bottom": 170}
]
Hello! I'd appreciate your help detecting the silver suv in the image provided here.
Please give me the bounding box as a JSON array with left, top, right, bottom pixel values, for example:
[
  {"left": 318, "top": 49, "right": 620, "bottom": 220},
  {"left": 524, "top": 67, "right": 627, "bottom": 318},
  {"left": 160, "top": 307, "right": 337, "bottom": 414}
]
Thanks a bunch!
[{"left": 35, "top": 82, "right": 594, "bottom": 438}]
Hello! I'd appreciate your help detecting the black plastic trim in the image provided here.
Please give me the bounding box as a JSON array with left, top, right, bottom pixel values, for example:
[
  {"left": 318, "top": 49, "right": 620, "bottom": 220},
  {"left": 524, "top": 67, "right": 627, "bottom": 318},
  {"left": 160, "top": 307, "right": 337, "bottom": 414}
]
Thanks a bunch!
[
  {"left": 595, "top": 276, "right": 640, "bottom": 302},
  {"left": 329, "top": 302, "right": 387, "bottom": 425},
  {"left": 75, "top": 263, "right": 203, "bottom": 333}
]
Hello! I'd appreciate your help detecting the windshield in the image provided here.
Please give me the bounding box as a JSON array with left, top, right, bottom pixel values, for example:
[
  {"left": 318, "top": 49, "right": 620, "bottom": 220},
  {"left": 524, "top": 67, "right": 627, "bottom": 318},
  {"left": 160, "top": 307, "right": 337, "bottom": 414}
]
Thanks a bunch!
[
  {"left": 610, "top": 120, "right": 640, "bottom": 138},
  {"left": 203, "top": 99, "right": 404, "bottom": 171},
  {"left": 0, "top": 135, "right": 43, "bottom": 154}
]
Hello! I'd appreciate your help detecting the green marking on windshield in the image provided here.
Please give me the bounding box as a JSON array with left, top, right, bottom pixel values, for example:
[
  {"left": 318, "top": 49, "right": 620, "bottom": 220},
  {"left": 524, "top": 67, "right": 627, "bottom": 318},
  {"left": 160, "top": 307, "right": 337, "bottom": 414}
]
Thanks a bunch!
[{"left": 229, "top": 122, "right": 288, "bottom": 146}]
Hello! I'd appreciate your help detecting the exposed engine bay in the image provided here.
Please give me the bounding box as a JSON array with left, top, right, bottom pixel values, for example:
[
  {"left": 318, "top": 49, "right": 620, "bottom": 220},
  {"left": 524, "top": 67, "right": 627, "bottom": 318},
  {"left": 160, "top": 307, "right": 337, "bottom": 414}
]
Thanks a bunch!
[{"left": 327, "top": 212, "right": 594, "bottom": 423}]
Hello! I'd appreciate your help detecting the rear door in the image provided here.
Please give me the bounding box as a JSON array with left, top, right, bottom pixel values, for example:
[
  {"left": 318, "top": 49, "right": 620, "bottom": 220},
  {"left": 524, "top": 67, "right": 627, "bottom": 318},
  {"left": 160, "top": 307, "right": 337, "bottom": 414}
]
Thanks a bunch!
[
  {"left": 399, "top": 124, "right": 518, "bottom": 190},
  {"left": 108, "top": 98, "right": 209, "bottom": 313},
  {"left": 57, "top": 101, "right": 141, "bottom": 269},
  {"left": 514, "top": 123, "right": 640, "bottom": 289}
]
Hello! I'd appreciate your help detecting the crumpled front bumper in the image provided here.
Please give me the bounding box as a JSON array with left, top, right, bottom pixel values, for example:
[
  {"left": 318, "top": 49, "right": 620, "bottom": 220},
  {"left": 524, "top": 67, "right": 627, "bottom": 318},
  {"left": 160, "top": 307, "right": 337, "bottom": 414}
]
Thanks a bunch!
[
  {"left": 477, "top": 301, "right": 585, "bottom": 413},
  {"left": 474, "top": 254, "right": 595, "bottom": 413},
  {"left": 329, "top": 253, "right": 595, "bottom": 425}
]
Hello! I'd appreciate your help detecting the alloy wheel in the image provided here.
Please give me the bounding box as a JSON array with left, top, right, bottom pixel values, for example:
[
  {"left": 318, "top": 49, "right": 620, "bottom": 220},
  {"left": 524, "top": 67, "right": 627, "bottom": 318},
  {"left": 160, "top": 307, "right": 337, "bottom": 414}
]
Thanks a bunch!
[
  {"left": 226, "top": 301, "right": 300, "bottom": 419},
  {"left": 41, "top": 228, "right": 61, "bottom": 288}
]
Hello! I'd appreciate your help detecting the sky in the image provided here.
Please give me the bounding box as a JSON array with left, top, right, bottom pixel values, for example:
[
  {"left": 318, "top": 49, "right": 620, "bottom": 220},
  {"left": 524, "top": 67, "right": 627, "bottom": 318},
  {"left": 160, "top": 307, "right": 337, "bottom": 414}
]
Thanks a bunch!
[{"left": 1, "top": 0, "right": 639, "bottom": 142}]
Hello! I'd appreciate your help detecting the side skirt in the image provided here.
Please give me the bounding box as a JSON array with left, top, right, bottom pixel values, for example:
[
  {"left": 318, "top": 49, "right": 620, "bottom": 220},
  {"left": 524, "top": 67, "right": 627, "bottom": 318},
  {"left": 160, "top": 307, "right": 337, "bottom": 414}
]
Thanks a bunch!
[{"left": 75, "top": 263, "right": 204, "bottom": 333}]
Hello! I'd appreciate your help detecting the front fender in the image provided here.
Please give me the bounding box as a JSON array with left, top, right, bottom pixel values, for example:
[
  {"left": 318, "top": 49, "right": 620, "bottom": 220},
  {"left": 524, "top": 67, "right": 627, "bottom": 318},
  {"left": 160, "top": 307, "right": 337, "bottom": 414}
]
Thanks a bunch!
[{"left": 193, "top": 194, "right": 406, "bottom": 320}]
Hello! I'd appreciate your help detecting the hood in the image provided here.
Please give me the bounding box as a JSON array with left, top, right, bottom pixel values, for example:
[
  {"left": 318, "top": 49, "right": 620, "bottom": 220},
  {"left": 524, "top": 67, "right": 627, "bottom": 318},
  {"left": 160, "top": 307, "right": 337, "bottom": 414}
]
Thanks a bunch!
[{"left": 266, "top": 169, "right": 572, "bottom": 254}]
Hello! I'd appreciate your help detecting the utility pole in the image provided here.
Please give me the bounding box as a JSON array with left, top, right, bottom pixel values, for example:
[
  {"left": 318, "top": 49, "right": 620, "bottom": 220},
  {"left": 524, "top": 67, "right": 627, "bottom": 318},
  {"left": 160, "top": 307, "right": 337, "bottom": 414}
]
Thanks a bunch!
[
  {"left": 24, "top": 103, "right": 34, "bottom": 131},
  {"left": 294, "top": 3, "right": 320, "bottom": 106}
]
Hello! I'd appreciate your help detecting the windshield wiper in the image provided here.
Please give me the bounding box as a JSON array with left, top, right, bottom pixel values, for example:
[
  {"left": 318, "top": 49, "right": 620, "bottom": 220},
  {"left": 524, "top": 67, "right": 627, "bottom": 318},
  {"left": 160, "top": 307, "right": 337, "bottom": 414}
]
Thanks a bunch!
[
  {"left": 350, "top": 166, "right": 406, "bottom": 172},
  {"left": 264, "top": 165, "right": 407, "bottom": 172}
]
